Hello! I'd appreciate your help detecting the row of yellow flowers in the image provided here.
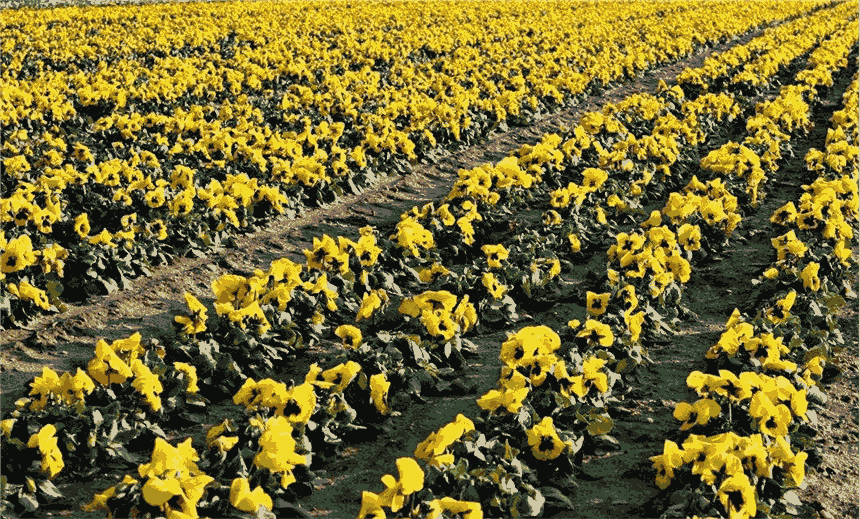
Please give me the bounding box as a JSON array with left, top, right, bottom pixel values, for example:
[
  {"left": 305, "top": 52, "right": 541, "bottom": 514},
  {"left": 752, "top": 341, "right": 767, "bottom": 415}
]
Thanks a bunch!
[
  {"left": 1, "top": 1, "right": 816, "bottom": 125},
  {"left": 351, "top": 17, "right": 860, "bottom": 519},
  {"left": 4, "top": 4, "right": 856, "bottom": 516},
  {"left": 729, "top": 2, "right": 856, "bottom": 90},
  {"left": 349, "top": 61, "right": 817, "bottom": 519},
  {"left": 1, "top": 1, "right": 835, "bottom": 328},
  {"left": 651, "top": 150, "right": 857, "bottom": 519},
  {"left": 676, "top": 0, "right": 854, "bottom": 93},
  {"left": 71, "top": 28, "right": 779, "bottom": 518},
  {"left": 104, "top": 30, "right": 860, "bottom": 519},
  {"left": 645, "top": 52, "right": 857, "bottom": 519}
]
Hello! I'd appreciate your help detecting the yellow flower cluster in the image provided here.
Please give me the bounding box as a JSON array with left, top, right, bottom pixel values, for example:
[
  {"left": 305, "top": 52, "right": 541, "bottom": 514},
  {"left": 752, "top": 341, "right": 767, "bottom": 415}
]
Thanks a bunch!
[
  {"left": 400, "top": 199, "right": 484, "bottom": 248},
  {"left": 14, "top": 332, "right": 195, "bottom": 415},
  {"left": 652, "top": 307, "right": 821, "bottom": 517},
  {"left": 763, "top": 81, "right": 858, "bottom": 286},
  {"left": 86, "top": 437, "right": 213, "bottom": 518},
  {"left": 414, "top": 413, "right": 475, "bottom": 467},
  {"left": 232, "top": 377, "right": 316, "bottom": 424},
  {"left": 358, "top": 457, "right": 424, "bottom": 516},
  {"left": 652, "top": 432, "right": 806, "bottom": 504},
  {"left": 676, "top": 1, "right": 840, "bottom": 91},
  {"left": 700, "top": 143, "right": 768, "bottom": 206},
  {"left": 796, "top": 22, "right": 859, "bottom": 90},
  {"left": 230, "top": 478, "right": 273, "bottom": 514},
  {"left": 706, "top": 312, "right": 800, "bottom": 369},
  {"left": 27, "top": 366, "right": 95, "bottom": 412},
  {"left": 730, "top": 2, "right": 856, "bottom": 88},
  {"left": 476, "top": 324, "right": 616, "bottom": 418},
  {"left": 774, "top": 173, "right": 857, "bottom": 243},
  {"left": 606, "top": 226, "right": 693, "bottom": 299},
  {"left": 27, "top": 424, "right": 65, "bottom": 480},
  {"left": 253, "top": 416, "right": 310, "bottom": 489},
  {"left": 663, "top": 175, "right": 744, "bottom": 235},
  {"left": 527, "top": 416, "right": 575, "bottom": 461},
  {"left": 0, "top": 233, "right": 66, "bottom": 285},
  {"left": 398, "top": 290, "right": 477, "bottom": 340},
  {"left": 479, "top": 326, "right": 554, "bottom": 413}
]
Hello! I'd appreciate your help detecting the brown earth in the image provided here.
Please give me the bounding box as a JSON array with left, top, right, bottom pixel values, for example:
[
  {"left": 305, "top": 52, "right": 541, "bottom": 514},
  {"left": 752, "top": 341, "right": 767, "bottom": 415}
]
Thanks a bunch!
[{"left": 1, "top": 22, "right": 857, "bottom": 519}]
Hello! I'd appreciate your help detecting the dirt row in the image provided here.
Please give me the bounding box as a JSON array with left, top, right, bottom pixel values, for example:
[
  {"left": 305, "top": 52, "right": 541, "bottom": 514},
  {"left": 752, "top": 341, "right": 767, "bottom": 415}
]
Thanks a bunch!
[
  {"left": 1, "top": 19, "right": 857, "bottom": 519},
  {"left": 0, "top": 27, "right": 767, "bottom": 405}
]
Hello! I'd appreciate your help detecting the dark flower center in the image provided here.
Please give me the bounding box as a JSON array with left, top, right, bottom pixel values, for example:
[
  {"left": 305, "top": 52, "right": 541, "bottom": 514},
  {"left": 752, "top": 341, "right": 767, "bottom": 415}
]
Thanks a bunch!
[
  {"left": 725, "top": 381, "right": 742, "bottom": 399},
  {"left": 283, "top": 399, "right": 302, "bottom": 418},
  {"left": 726, "top": 489, "right": 745, "bottom": 511},
  {"left": 539, "top": 436, "right": 555, "bottom": 452}
]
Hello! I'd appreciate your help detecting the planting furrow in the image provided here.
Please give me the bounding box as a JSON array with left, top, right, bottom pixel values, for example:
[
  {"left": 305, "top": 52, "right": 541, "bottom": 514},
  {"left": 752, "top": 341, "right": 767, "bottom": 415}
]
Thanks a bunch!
[
  {"left": 1, "top": 1, "right": 830, "bottom": 326},
  {"left": 0, "top": 3, "right": 857, "bottom": 519}
]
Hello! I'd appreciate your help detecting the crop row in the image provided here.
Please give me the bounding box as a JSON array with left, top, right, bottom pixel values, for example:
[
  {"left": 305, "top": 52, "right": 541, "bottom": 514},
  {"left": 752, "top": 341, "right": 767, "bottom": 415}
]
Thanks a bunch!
[
  {"left": 353, "top": 19, "right": 859, "bottom": 519},
  {"left": 0, "top": 0, "right": 836, "bottom": 328},
  {"left": 649, "top": 74, "right": 858, "bottom": 519},
  {"left": 1, "top": 5, "right": 857, "bottom": 518},
  {"left": 677, "top": 0, "right": 856, "bottom": 96}
]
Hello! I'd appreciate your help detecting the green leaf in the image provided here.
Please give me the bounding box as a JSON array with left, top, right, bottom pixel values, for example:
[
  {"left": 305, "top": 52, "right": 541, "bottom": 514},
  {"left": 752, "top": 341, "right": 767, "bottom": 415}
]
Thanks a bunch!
[
  {"left": 500, "top": 475, "right": 517, "bottom": 495},
  {"left": 99, "top": 277, "right": 119, "bottom": 294},
  {"left": 38, "top": 479, "right": 63, "bottom": 499},
  {"left": 809, "top": 301, "right": 822, "bottom": 317},
  {"left": 524, "top": 490, "right": 545, "bottom": 516},
  {"left": 540, "top": 486, "right": 574, "bottom": 510},
  {"left": 568, "top": 434, "right": 584, "bottom": 454},
  {"left": 614, "top": 358, "right": 633, "bottom": 374},
  {"left": 408, "top": 374, "right": 422, "bottom": 395},
  {"left": 586, "top": 415, "right": 614, "bottom": 436},
  {"left": 20, "top": 493, "right": 39, "bottom": 512},
  {"left": 806, "top": 385, "right": 827, "bottom": 404},
  {"left": 410, "top": 341, "right": 428, "bottom": 363},
  {"left": 782, "top": 489, "right": 802, "bottom": 507},
  {"left": 823, "top": 293, "right": 846, "bottom": 312}
]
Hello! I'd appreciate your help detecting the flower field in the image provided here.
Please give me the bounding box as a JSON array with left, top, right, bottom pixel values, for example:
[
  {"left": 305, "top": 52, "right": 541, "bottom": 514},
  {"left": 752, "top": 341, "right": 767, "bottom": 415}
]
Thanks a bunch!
[{"left": 1, "top": 1, "right": 858, "bottom": 519}]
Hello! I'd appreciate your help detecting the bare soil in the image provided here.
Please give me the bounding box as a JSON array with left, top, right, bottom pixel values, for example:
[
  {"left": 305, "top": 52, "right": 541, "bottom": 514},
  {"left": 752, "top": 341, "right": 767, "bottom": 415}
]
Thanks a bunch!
[{"left": 1, "top": 24, "right": 857, "bottom": 519}]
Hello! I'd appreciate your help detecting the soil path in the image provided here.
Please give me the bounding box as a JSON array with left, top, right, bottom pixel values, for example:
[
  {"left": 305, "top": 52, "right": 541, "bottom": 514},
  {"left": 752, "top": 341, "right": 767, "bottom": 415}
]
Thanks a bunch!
[
  {"left": 0, "top": 28, "right": 765, "bottom": 406},
  {"left": 2, "top": 20, "right": 857, "bottom": 519}
]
